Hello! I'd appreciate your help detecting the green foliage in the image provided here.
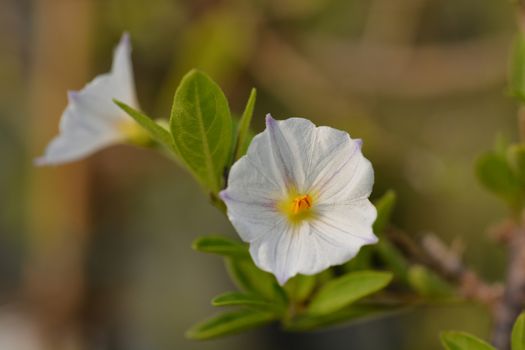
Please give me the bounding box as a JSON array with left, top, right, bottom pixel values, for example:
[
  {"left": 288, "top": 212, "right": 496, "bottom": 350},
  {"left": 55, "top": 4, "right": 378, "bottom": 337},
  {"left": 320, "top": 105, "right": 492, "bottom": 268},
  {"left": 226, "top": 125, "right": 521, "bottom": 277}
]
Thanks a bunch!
[
  {"left": 440, "top": 312, "right": 525, "bottom": 350},
  {"left": 114, "top": 100, "right": 176, "bottom": 153},
  {"left": 440, "top": 331, "right": 495, "bottom": 350},
  {"left": 376, "top": 240, "right": 410, "bottom": 282},
  {"left": 284, "top": 274, "right": 317, "bottom": 303},
  {"left": 191, "top": 233, "right": 401, "bottom": 339},
  {"left": 508, "top": 144, "right": 525, "bottom": 184},
  {"left": 226, "top": 258, "right": 285, "bottom": 302},
  {"left": 373, "top": 190, "right": 397, "bottom": 235},
  {"left": 307, "top": 271, "right": 393, "bottom": 315},
  {"left": 510, "top": 32, "right": 525, "bottom": 101},
  {"left": 170, "top": 70, "right": 233, "bottom": 193},
  {"left": 512, "top": 312, "right": 525, "bottom": 350},
  {"left": 212, "top": 291, "right": 277, "bottom": 309},
  {"left": 286, "top": 304, "right": 401, "bottom": 332},
  {"left": 186, "top": 309, "right": 277, "bottom": 340},
  {"left": 407, "top": 265, "right": 455, "bottom": 299},
  {"left": 475, "top": 149, "right": 524, "bottom": 209},
  {"left": 192, "top": 235, "right": 249, "bottom": 258},
  {"left": 232, "top": 88, "right": 256, "bottom": 161}
]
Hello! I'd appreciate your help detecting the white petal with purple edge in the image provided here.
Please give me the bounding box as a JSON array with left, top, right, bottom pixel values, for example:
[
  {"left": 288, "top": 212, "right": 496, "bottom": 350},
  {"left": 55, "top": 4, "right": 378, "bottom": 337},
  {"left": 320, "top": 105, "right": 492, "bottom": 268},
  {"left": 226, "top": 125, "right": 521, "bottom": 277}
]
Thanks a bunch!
[
  {"left": 222, "top": 115, "right": 378, "bottom": 285},
  {"left": 35, "top": 33, "right": 138, "bottom": 166}
]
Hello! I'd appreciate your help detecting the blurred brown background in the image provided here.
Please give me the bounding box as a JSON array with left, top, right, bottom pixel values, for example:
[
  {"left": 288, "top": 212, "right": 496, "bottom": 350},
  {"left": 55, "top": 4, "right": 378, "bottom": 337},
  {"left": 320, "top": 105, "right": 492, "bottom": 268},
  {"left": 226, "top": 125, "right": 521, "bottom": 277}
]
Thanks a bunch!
[{"left": 0, "top": 0, "right": 518, "bottom": 349}]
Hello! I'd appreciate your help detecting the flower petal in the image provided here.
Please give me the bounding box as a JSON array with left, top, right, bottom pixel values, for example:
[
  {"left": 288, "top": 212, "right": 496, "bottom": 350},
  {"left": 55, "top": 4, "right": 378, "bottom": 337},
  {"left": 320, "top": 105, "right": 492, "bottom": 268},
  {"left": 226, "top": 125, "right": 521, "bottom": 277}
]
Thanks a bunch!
[
  {"left": 263, "top": 115, "right": 317, "bottom": 190},
  {"left": 315, "top": 149, "right": 375, "bottom": 204},
  {"left": 249, "top": 222, "right": 322, "bottom": 285},
  {"left": 314, "top": 198, "right": 378, "bottom": 245},
  {"left": 223, "top": 116, "right": 377, "bottom": 285},
  {"left": 36, "top": 33, "right": 137, "bottom": 166},
  {"left": 109, "top": 32, "right": 138, "bottom": 108}
]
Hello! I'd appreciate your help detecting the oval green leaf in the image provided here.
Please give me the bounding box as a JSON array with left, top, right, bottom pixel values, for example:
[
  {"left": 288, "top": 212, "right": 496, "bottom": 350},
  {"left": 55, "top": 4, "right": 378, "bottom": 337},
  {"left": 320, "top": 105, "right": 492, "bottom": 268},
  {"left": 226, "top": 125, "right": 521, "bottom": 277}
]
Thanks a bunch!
[
  {"left": 287, "top": 304, "right": 404, "bottom": 332},
  {"left": 233, "top": 88, "right": 256, "bottom": 161},
  {"left": 440, "top": 331, "right": 495, "bottom": 350},
  {"left": 373, "top": 190, "right": 396, "bottom": 235},
  {"left": 226, "top": 257, "right": 286, "bottom": 303},
  {"left": 212, "top": 291, "right": 280, "bottom": 313},
  {"left": 512, "top": 312, "right": 525, "bottom": 350},
  {"left": 407, "top": 265, "right": 455, "bottom": 299},
  {"left": 475, "top": 151, "right": 523, "bottom": 208},
  {"left": 308, "top": 271, "right": 392, "bottom": 315},
  {"left": 186, "top": 309, "right": 276, "bottom": 340},
  {"left": 170, "top": 70, "right": 233, "bottom": 193},
  {"left": 192, "top": 235, "right": 249, "bottom": 258},
  {"left": 284, "top": 274, "right": 317, "bottom": 303}
]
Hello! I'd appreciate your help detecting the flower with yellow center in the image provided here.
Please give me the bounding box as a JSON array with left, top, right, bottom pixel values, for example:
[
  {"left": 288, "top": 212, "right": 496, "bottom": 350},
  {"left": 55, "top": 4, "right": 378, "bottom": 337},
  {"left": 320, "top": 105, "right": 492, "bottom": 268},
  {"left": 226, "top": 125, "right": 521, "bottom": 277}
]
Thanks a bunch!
[
  {"left": 221, "top": 115, "right": 378, "bottom": 285},
  {"left": 35, "top": 33, "right": 143, "bottom": 166}
]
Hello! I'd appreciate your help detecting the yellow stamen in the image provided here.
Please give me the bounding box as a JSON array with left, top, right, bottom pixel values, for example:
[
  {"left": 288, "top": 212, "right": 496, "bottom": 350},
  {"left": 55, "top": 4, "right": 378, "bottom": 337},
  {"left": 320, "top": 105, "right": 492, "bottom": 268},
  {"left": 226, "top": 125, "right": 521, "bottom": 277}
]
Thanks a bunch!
[
  {"left": 278, "top": 192, "right": 315, "bottom": 224},
  {"left": 291, "top": 194, "right": 313, "bottom": 214}
]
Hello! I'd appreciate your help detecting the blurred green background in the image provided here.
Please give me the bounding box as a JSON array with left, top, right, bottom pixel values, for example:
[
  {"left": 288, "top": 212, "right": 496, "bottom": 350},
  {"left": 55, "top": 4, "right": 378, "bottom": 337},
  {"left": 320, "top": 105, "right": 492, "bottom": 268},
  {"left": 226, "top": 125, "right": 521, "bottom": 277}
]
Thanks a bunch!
[{"left": 0, "top": 0, "right": 518, "bottom": 349}]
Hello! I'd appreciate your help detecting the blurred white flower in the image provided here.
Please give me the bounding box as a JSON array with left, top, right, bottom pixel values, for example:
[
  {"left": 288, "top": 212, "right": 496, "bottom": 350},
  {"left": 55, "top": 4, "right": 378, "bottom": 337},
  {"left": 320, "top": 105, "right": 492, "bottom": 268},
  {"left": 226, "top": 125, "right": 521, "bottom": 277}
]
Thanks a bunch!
[
  {"left": 221, "top": 115, "right": 377, "bottom": 285},
  {"left": 35, "top": 33, "right": 142, "bottom": 166}
]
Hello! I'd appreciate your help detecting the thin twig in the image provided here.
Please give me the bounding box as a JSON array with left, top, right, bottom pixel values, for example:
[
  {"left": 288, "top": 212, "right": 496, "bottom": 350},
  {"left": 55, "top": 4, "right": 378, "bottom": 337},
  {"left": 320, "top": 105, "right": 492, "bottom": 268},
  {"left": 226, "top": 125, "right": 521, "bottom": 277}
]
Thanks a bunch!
[
  {"left": 492, "top": 225, "right": 525, "bottom": 349},
  {"left": 421, "top": 234, "right": 503, "bottom": 307}
]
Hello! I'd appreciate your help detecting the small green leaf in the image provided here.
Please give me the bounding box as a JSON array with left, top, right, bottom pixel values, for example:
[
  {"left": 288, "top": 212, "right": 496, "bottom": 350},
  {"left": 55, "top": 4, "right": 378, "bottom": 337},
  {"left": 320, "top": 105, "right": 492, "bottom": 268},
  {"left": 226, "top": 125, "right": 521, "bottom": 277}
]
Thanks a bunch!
[
  {"left": 512, "top": 312, "right": 525, "bottom": 350},
  {"left": 440, "top": 331, "right": 496, "bottom": 350},
  {"left": 170, "top": 70, "right": 233, "bottom": 193},
  {"left": 286, "top": 304, "right": 404, "bottom": 332},
  {"left": 407, "top": 265, "right": 455, "bottom": 298},
  {"left": 212, "top": 291, "right": 281, "bottom": 312},
  {"left": 308, "top": 271, "right": 392, "bottom": 315},
  {"left": 475, "top": 151, "right": 523, "bottom": 208},
  {"left": 343, "top": 246, "right": 373, "bottom": 271},
  {"left": 376, "top": 240, "right": 410, "bottom": 282},
  {"left": 284, "top": 274, "right": 317, "bottom": 303},
  {"left": 510, "top": 32, "right": 525, "bottom": 101},
  {"left": 226, "top": 258, "right": 285, "bottom": 303},
  {"left": 373, "top": 190, "right": 397, "bottom": 235},
  {"left": 508, "top": 145, "right": 525, "bottom": 184},
  {"left": 233, "top": 88, "right": 256, "bottom": 161},
  {"left": 186, "top": 309, "right": 276, "bottom": 340},
  {"left": 114, "top": 100, "right": 175, "bottom": 151},
  {"left": 192, "top": 235, "right": 249, "bottom": 258}
]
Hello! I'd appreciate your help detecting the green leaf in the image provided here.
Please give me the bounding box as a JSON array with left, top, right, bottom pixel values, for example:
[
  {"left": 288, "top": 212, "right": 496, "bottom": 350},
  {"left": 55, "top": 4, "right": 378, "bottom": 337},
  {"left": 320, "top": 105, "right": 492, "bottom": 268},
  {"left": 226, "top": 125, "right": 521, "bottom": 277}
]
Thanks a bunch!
[
  {"left": 512, "top": 312, "right": 525, "bottom": 350},
  {"left": 308, "top": 271, "right": 392, "bottom": 315},
  {"left": 186, "top": 309, "right": 276, "bottom": 340},
  {"left": 233, "top": 88, "right": 256, "bottom": 161},
  {"left": 407, "top": 265, "right": 455, "bottom": 298},
  {"left": 373, "top": 190, "right": 396, "bottom": 235},
  {"left": 510, "top": 32, "right": 525, "bottom": 101},
  {"left": 170, "top": 70, "right": 233, "bottom": 193},
  {"left": 114, "top": 100, "right": 175, "bottom": 151},
  {"left": 192, "top": 235, "right": 249, "bottom": 258},
  {"left": 376, "top": 240, "right": 410, "bottom": 282},
  {"left": 440, "top": 331, "right": 496, "bottom": 350},
  {"left": 508, "top": 145, "right": 525, "bottom": 184},
  {"left": 475, "top": 151, "right": 523, "bottom": 208},
  {"left": 343, "top": 246, "right": 373, "bottom": 271},
  {"left": 286, "top": 304, "right": 404, "bottom": 332},
  {"left": 212, "top": 291, "right": 282, "bottom": 313},
  {"left": 226, "top": 258, "right": 286, "bottom": 303},
  {"left": 284, "top": 274, "right": 317, "bottom": 303}
]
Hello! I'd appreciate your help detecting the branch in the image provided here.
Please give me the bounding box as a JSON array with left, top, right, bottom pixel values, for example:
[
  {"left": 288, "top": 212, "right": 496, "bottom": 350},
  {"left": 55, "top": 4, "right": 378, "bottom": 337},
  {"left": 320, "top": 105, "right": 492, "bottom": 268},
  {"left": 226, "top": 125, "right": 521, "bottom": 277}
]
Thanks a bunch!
[
  {"left": 491, "top": 225, "right": 525, "bottom": 349},
  {"left": 421, "top": 234, "right": 502, "bottom": 306},
  {"left": 385, "top": 229, "right": 502, "bottom": 306}
]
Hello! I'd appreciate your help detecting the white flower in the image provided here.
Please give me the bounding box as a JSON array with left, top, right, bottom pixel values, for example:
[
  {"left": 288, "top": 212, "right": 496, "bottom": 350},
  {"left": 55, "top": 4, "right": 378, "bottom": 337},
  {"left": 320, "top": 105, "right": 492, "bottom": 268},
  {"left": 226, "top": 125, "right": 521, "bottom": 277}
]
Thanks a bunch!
[
  {"left": 221, "top": 115, "right": 378, "bottom": 285},
  {"left": 35, "top": 33, "right": 141, "bottom": 166}
]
